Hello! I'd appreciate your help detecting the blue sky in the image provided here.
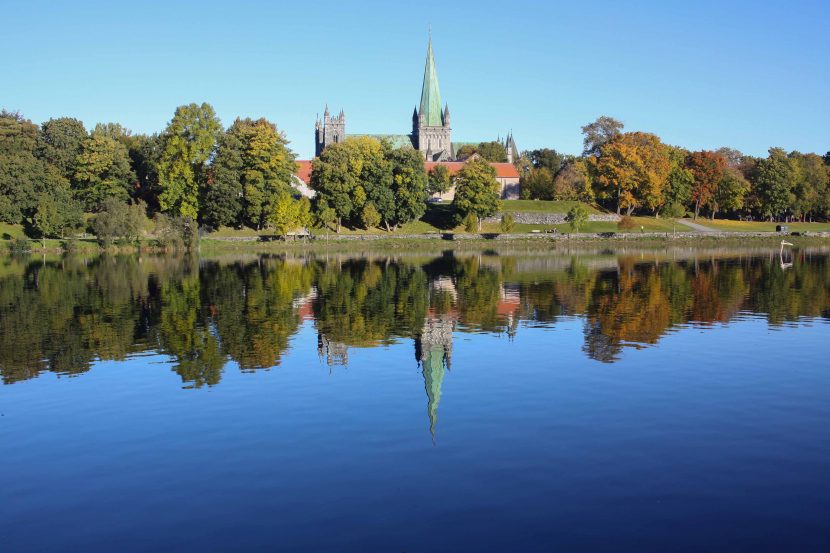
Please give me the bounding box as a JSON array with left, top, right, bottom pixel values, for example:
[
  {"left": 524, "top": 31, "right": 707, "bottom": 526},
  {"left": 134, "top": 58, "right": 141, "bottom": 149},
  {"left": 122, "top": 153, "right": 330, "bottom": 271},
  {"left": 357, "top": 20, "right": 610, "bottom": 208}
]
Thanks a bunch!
[{"left": 2, "top": 0, "right": 828, "bottom": 159}]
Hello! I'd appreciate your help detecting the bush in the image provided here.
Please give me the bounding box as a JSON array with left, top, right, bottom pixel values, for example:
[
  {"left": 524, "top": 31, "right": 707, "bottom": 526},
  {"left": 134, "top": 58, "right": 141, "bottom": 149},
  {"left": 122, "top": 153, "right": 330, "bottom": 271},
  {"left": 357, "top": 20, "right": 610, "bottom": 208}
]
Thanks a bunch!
[
  {"left": 463, "top": 212, "right": 478, "bottom": 233},
  {"left": 500, "top": 213, "right": 515, "bottom": 233},
  {"left": 93, "top": 198, "right": 149, "bottom": 246},
  {"left": 153, "top": 214, "right": 198, "bottom": 250},
  {"left": 8, "top": 238, "right": 30, "bottom": 255},
  {"left": 618, "top": 215, "right": 635, "bottom": 231},
  {"left": 361, "top": 202, "right": 381, "bottom": 230},
  {"left": 663, "top": 202, "right": 686, "bottom": 219},
  {"left": 565, "top": 204, "right": 590, "bottom": 232}
]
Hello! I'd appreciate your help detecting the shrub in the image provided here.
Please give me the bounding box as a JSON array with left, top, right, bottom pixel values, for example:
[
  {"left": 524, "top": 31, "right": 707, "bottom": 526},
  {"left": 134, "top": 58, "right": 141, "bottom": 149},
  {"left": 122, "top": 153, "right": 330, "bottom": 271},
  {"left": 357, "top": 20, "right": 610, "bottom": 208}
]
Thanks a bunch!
[
  {"left": 93, "top": 198, "right": 149, "bottom": 246},
  {"left": 565, "top": 204, "right": 590, "bottom": 232},
  {"left": 463, "top": 212, "right": 479, "bottom": 233},
  {"left": 618, "top": 215, "right": 635, "bottom": 231},
  {"left": 663, "top": 202, "right": 686, "bottom": 219},
  {"left": 361, "top": 202, "right": 381, "bottom": 230},
  {"left": 153, "top": 214, "right": 198, "bottom": 250},
  {"left": 8, "top": 238, "right": 30, "bottom": 255},
  {"left": 500, "top": 213, "right": 515, "bottom": 233}
]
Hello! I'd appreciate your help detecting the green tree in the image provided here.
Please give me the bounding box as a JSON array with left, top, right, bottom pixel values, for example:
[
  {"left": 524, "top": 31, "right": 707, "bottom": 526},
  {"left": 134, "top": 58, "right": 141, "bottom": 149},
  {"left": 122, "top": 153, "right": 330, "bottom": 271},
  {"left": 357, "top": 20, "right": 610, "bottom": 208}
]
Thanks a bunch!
[
  {"left": 582, "top": 115, "right": 624, "bottom": 156},
  {"left": 456, "top": 144, "right": 478, "bottom": 159},
  {"left": 712, "top": 168, "right": 749, "bottom": 219},
  {"left": 790, "top": 152, "right": 828, "bottom": 221},
  {"left": 201, "top": 126, "right": 244, "bottom": 229},
  {"left": 476, "top": 141, "right": 508, "bottom": 162},
  {"left": 269, "top": 191, "right": 302, "bottom": 238},
  {"left": 519, "top": 167, "right": 555, "bottom": 200},
  {"left": 310, "top": 137, "right": 383, "bottom": 232},
  {"left": 33, "top": 187, "right": 84, "bottom": 247},
  {"left": 91, "top": 122, "right": 132, "bottom": 142},
  {"left": 452, "top": 157, "right": 499, "bottom": 230},
  {"left": 229, "top": 118, "right": 298, "bottom": 230},
  {"left": 386, "top": 147, "right": 428, "bottom": 229},
  {"left": 528, "top": 148, "right": 566, "bottom": 173},
  {"left": 128, "top": 133, "right": 163, "bottom": 210},
  {"left": 36, "top": 117, "right": 87, "bottom": 182},
  {"left": 428, "top": 164, "right": 452, "bottom": 196},
  {"left": 315, "top": 202, "right": 337, "bottom": 232},
  {"left": 73, "top": 133, "right": 136, "bottom": 210},
  {"left": 157, "top": 103, "right": 222, "bottom": 219},
  {"left": 664, "top": 147, "right": 693, "bottom": 212},
  {"left": 93, "top": 197, "right": 148, "bottom": 245},
  {"left": 0, "top": 110, "right": 62, "bottom": 224},
  {"left": 566, "top": 204, "right": 589, "bottom": 232},
  {"left": 753, "top": 148, "right": 796, "bottom": 221}
]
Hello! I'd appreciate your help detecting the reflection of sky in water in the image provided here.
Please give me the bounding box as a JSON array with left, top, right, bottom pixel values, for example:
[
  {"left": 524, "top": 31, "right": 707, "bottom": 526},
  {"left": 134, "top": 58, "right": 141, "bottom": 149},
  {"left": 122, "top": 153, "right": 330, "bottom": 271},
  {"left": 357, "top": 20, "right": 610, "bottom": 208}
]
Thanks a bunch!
[{"left": 1, "top": 251, "right": 829, "bottom": 552}]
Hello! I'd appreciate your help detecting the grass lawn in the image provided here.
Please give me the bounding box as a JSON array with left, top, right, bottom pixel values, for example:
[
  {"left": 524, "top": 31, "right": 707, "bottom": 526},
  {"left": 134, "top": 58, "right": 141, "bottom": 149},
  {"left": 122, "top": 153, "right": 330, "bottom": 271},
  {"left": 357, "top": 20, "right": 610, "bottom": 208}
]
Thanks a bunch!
[
  {"left": 692, "top": 219, "right": 830, "bottom": 233},
  {"left": 0, "top": 222, "right": 26, "bottom": 240},
  {"left": 498, "top": 200, "right": 599, "bottom": 214}
]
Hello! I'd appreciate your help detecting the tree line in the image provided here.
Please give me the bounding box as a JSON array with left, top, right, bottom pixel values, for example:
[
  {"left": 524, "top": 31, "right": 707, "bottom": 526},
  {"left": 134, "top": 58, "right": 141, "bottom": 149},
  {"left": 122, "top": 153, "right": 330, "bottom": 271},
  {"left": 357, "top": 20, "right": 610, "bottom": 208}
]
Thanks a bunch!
[
  {"left": 3, "top": 105, "right": 827, "bottom": 244},
  {"left": 519, "top": 116, "right": 830, "bottom": 221},
  {"left": 1, "top": 104, "right": 509, "bottom": 243}
]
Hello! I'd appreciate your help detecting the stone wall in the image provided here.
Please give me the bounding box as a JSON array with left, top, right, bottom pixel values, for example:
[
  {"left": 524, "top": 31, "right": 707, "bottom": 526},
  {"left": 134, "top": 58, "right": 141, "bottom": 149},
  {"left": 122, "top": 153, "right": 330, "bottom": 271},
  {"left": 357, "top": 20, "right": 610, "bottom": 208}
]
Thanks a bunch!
[{"left": 483, "top": 212, "right": 621, "bottom": 225}]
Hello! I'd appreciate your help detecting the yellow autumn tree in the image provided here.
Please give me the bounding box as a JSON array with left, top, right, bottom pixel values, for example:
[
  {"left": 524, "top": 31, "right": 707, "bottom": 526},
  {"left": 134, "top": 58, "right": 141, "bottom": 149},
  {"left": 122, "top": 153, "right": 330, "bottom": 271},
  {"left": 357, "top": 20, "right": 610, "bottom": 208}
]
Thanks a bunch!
[{"left": 590, "top": 132, "right": 671, "bottom": 215}]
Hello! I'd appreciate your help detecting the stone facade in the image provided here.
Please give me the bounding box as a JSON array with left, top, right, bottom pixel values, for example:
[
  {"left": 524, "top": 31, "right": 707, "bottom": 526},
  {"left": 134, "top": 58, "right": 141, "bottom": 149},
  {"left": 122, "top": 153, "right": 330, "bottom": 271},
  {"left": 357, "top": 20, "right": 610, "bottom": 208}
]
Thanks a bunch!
[
  {"left": 314, "top": 107, "right": 345, "bottom": 157},
  {"left": 483, "top": 212, "right": 622, "bottom": 225}
]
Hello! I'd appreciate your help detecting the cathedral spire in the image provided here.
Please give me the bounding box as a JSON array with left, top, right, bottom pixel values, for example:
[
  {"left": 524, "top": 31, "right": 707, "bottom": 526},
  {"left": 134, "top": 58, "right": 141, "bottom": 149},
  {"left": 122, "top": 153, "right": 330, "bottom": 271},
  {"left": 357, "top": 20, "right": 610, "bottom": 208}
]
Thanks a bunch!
[{"left": 419, "top": 35, "right": 443, "bottom": 127}]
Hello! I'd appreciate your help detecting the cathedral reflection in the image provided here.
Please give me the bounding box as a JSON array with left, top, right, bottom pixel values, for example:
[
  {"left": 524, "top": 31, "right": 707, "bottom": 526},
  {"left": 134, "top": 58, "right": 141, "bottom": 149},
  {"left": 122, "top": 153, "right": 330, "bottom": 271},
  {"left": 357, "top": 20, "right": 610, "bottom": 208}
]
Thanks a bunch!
[{"left": 1, "top": 249, "right": 828, "bottom": 438}]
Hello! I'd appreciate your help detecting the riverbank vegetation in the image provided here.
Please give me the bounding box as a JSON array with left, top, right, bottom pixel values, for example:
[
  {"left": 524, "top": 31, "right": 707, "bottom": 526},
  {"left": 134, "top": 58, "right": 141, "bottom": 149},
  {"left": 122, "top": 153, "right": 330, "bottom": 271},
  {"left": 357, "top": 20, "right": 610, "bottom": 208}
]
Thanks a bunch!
[
  {"left": 1, "top": 106, "right": 828, "bottom": 252},
  {"left": 519, "top": 116, "right": 830, "bottom": 222}
]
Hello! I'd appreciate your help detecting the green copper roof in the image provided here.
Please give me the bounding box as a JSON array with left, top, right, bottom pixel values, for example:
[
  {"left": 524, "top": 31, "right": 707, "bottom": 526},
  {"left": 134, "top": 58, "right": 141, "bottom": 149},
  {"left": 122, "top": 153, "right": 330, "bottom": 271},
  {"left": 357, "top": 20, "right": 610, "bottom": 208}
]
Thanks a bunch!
[
  {"left": 348, "top": 134, "right": 416, "bottom": 150},
  {"left": 422, "top": 345, "right": 446, "bottom": 439},
  {"left": 419, "top": 38, "right": 443, "bottom": 127}
]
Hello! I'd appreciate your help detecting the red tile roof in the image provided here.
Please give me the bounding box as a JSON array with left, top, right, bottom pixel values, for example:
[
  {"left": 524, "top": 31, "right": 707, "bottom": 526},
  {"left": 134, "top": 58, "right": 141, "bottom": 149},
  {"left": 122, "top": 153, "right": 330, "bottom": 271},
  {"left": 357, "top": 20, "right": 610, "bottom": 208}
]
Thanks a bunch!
[
  {"left": 295, "top": 159, "right": 520, "bottom": 181},
  {"left": 424, "top": 161, "right": 519, "bottom": 178},
  {"left": 295, "top": 160, "right": 313, "bottom": 184}
]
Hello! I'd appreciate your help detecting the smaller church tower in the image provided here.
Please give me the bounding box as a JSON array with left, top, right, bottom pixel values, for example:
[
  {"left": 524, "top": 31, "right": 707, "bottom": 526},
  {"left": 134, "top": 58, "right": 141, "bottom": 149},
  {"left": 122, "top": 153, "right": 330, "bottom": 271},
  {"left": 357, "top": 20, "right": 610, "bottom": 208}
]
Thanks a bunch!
[
  {"left": 315, "top": 105, "right": 346, "bottom": 157},
  {"left": 503, "top": 132, "right": 519, "bottom": 164}
]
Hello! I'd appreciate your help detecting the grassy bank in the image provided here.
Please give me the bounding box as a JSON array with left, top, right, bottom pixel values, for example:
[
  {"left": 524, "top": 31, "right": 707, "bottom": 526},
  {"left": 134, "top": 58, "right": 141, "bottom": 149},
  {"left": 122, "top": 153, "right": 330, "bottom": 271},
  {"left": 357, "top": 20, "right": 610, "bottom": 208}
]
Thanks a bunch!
[{"left": 691, "top": 219, "right": 830, "bottom": 233}]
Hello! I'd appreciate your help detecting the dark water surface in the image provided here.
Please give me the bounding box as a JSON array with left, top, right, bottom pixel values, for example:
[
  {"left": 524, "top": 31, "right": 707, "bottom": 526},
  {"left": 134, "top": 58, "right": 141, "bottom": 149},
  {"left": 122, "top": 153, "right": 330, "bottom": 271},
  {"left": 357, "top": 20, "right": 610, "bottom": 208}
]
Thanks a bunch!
[{"left": 1, "top": 248, "right": 829, "bottom": 552}]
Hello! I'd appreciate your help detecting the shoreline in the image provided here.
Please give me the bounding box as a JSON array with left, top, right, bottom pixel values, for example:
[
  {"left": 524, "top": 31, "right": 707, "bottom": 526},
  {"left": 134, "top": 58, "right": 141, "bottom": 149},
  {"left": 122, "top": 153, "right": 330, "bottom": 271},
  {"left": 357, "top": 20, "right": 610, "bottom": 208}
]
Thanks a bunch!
[{"left": 4, "top": 230, "right": 828, "bottom": 256}]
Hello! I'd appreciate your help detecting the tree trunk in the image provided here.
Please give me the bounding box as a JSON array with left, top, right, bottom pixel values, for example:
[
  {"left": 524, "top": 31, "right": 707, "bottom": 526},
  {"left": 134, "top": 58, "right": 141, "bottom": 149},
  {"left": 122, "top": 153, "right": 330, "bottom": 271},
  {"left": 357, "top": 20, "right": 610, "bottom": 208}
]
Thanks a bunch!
[
  {"left": 384, "top": 220, "right": 391, "bottom": 232},
  {"left": 478, "top": 217, "right": 482, "bottom": 232},
  {"left": 694, "top": 200, "right": 701, "bottom": 220},
  {"left": 336, "top": 218, "right": 341, "bottom": 233}
]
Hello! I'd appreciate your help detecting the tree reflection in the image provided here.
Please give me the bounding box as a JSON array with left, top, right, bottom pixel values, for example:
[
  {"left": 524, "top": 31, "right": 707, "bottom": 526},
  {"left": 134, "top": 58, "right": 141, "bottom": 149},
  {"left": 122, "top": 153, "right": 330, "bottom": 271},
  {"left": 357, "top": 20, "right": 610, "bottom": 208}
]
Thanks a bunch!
[{"left": 0, "top": 249, "right": 827, "bottom": 389}]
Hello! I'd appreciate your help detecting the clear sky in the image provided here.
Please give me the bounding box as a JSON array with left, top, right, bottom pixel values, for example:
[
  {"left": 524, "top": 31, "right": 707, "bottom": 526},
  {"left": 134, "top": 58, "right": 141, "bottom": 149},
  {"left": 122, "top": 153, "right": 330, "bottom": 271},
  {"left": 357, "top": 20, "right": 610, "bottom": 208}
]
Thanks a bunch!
[{"left": 3, "top": 0, "right": 828, "bottom": 159}]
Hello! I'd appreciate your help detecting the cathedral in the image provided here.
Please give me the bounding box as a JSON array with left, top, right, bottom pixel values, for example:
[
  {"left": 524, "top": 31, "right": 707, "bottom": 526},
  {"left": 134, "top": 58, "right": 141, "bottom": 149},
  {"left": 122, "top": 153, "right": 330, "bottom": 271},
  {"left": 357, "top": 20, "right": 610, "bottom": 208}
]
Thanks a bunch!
[{"left": 313, "top": 36, "right": 519, "bottom": 163}]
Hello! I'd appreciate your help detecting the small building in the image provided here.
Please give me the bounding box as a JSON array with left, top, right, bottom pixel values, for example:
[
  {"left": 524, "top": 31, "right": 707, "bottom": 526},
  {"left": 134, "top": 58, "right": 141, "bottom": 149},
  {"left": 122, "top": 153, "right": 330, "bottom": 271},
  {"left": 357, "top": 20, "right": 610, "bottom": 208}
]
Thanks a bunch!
[
  {"left": 425, "top": 155, "right": 520, "bottom": 201},
  {"left": 291, "top": 156, "right": 520, "bottom": 201}
]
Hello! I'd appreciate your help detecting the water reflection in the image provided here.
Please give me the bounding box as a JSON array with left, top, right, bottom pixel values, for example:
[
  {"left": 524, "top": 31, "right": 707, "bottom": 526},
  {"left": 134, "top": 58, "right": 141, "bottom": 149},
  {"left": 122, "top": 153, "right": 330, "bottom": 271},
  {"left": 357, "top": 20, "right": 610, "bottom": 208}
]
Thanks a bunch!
[{"left": 1, "top": 250, "right": 828, "bottom": 395}]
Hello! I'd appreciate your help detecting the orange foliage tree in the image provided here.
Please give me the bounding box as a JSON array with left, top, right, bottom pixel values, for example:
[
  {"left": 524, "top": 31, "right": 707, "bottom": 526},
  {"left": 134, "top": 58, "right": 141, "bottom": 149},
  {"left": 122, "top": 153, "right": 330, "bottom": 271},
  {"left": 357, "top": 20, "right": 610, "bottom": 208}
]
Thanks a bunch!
[{"left": 685, "top": 150, "right": 726, "bottom": 220}]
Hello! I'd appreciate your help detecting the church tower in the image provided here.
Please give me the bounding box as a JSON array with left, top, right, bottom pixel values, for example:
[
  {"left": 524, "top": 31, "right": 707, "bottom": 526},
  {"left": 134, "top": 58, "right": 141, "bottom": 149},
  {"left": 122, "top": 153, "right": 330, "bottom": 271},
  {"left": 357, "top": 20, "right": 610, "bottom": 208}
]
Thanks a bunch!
[
  {"left": 315, "top": 105, "right": 346, "bottom": 157},
  {"left": 413, "top": 37, "right": 452, "bottom": 161}
]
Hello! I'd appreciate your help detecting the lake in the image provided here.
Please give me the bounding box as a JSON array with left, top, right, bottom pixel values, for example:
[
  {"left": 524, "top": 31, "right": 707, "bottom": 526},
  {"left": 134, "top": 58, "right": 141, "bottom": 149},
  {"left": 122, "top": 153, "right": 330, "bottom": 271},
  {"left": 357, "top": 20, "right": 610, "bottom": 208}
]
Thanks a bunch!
[{"left": 1, "top": 247, "right": 829, "bottom": 552}]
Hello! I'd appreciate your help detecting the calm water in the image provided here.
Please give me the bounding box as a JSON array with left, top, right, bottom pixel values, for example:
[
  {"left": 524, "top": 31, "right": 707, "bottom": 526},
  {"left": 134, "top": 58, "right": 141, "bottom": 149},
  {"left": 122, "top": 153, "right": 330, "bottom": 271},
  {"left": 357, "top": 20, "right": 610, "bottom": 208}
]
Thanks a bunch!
[{"left": 1, "top": 248, "right": 829, "bottom": 552}]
